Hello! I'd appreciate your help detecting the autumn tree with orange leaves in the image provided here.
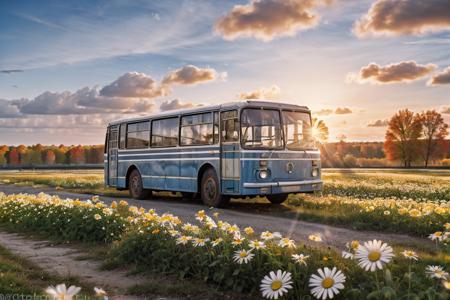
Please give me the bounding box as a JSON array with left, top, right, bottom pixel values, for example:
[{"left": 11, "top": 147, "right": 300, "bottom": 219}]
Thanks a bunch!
[
  {"left": 384, "top": 109, "right": 422, "bottom": 167},
  {"left": 419, "top": 110, "right": 448, "bottom": 167}
]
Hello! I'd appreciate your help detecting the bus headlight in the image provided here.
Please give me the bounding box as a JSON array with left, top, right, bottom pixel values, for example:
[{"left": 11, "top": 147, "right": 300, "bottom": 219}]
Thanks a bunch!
[
  {"left": 259, "top": 170, "right": 269, "bottom": 179},
  {"left": 311, "top": 168, "right": 319, "bottom": 177}
]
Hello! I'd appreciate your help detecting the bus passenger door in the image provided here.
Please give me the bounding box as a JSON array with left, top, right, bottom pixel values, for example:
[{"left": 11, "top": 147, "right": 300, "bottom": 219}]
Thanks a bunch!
[
  {"left": 220, "top": 110, "right": 240, "bottom": 194},
  {"left": 107, "top": 125, "right": 119, "bottom": 187}
]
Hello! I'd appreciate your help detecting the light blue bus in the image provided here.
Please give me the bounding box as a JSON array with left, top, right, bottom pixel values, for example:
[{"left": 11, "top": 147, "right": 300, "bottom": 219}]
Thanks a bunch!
[{"left": 104, "top": 100, "right": 322, "bottom": 207}]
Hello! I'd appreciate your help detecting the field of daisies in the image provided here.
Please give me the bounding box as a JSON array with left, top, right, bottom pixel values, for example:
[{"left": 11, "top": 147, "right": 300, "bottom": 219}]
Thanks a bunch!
[{"left": 0, "top": 190, "right": 448, "bottom": 299}]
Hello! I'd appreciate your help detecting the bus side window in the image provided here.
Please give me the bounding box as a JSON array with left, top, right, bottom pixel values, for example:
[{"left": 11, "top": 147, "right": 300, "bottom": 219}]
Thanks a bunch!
[
  {"left": 214, "top": 112, "right": 219, "bottom": 144},
  {"left": 221, "top": 110, "right": 239, "bottom": 143},
  {"left": 119, "top": 124, "right": 126, "bottom": 149}
]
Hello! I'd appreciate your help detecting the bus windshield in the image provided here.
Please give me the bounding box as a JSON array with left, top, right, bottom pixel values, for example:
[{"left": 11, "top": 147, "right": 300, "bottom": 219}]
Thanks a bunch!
[
  {"left": 282, "top": 110, "right": 315, "bottom": 150},
  {"left": 241, "top": 108, "right": 283, "bottom": 149}
]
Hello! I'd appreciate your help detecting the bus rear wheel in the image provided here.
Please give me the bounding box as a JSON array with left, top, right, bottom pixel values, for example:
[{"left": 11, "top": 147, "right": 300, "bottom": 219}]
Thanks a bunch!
[
  {"left": 200, "top": 168, "right": 229, "bottom": 208},
  {"left": 128, "top": 169, "right": 152, "bottom": 200},
  {"left": 267, "top": 194, "right": 288, "bottom": 204}
]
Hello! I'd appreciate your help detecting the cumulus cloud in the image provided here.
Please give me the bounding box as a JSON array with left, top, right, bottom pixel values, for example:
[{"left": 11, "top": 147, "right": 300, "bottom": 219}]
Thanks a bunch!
[
  {"left": 214, "top": 0, "right": 331, "bottom": 41},
  {"left": 0, "top": 100, "right": 21, "bottom": 117},
  {"left": 314, "top": 109, "right": 333, "bottom": 116},
  {"left": 427, "top": 67, "right": 450, "bottom": 85},
  {"left": 349, "top": 61, "right": 436, "bottom": 84},
  {"left": 100, "top": 72, "right": 164, "bottom": 98},
  {"left": 238, "top": 85, "right": 281, "bottom": 99},
  {"left": 335, "top": 107, "right": 352, "bottom": 114},
  {"left": 367, "top": 119, "right": 389, "bottom": 127},
  {"left": 161, "top": 65, "right": 224, "bottom": 87},
  {"left": 354, "top": 0, "right": 450, "bottom": 37},
  {"left": 159, "top": 99, "right": 198, "bottom": 111},
  {"left": 19, "top": 87, "right": 155, "bottom": 115}
]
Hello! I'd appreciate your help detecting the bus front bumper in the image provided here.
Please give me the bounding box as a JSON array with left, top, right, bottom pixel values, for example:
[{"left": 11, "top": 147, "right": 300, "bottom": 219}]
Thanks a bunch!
[{"left": 242, "top": 179, "right": 323, "bottom": 195}]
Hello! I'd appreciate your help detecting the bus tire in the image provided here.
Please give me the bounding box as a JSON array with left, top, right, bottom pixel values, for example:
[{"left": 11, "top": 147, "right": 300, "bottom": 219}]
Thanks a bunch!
[
  {"left": 200, "top": 168, "right": 229, "bottom": 208},
  {"left": 128, "top": 169, "right": 152, "bottom": 200},
  {"left": 267, "top": 194, "right": 288, "bottom": 204}
]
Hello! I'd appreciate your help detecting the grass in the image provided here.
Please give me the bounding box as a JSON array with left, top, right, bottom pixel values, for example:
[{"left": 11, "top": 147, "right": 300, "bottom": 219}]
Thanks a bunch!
[{"left": 0, "top": 244, "right": 94, "bottom": 297}]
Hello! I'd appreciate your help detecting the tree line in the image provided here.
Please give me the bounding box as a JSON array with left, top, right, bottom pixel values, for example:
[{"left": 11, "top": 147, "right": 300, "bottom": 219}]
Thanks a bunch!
[
  {"left": 0, "top": 109, "right": 447, "bottom": 168},
  {"left": 0, "top": 144, "right": 104, "bottom": 167}
]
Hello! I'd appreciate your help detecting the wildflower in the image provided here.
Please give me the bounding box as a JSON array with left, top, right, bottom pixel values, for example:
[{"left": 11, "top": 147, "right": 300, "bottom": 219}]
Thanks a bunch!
[
  {"left": 355, "top": 240, "right": 394, "bottom": 272},
  {"left": 409, "top": 209, "right": 422, "bottom": 218},
  {"left": 45, "top": 283, "right": 81, "bottom": 300},
  {"left": 244, "top": 226, "right": 255, "bottom": 236},
  {"left": 401, "top": 250, "right": 418, "bottom": 261},
  {"left": 398, "top": 207, "right": 408, "bottom": 215},
  {"left": 309, "top": 267, "right": 346, "bottom": 300},
  {"left": 195, "top": 210, "right": 206, "bottom": 221},
  {"left": 425, "top": 265, "right": 449, "bottom": 279},
  {"left": 228, "top": 224, "right": 240, "bottom": 235},
  {"left": 249, "top": 240, "right": 266, "bottom": 250},
  {"left": 212, "top": 238, "right": 223, "bottom": 247},
  {"left": 192, "top": 237, "right": 209, "bottom": 247},
  {"left": 151, "top": 229, "right": 160, "bottom": 235},
  {"left": 308, "top": 234, "right": 322, "bottom": 242},
  {"left": 342, "top": 251, "right": 354, "bottom": 259},
  {"left": 260, "top": 270, "right": 293, "bottom": 299},
  {"left": 444, "top": 223, "right": 450, "bottom": 230},
  {"left": 429, "top": 231, "right": 444, "bottom": 242},
  {"left": 279, "top": 238, "right": 296, "bottom": 249},
  {"left": 232, "top": 235, "right": 245, "bottom": 246},
  {"left": 292, "top": 254, "right": 309, "bottom": 266},
  {"left": 119, "top": 200, "right": 128, "bottom": 207},
  {"left": 94, "top": 287, "right": 108, "bottom": 300},
  {"left": 443, "top": 280, "right": 450, "bottom": 290},
  {"left": 176, "top": 235, "right": 192, "bottom": 245},
  {"left": 91, "top": 195, "right": 99, "bottom": 202},
  {"left": 213, "top": 212, "right": 219, "bottom": 218},
  {"left": 233, "top": 249, "right": 255, "bottom": 264},
  {"left": 261, "top": 231, "right": 282, "bottom": 240},
  {"left": 94, "top": 214, "right": 101, "bottom": 221},
  {"left": 383, "top": 210, "right": 390, "bottom": 216}
]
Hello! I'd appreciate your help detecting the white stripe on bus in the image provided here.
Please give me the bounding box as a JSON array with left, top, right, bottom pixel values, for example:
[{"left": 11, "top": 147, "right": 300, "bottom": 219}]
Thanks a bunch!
[{"left": 118, "top": 150, "right": 219, "bottom": 157}]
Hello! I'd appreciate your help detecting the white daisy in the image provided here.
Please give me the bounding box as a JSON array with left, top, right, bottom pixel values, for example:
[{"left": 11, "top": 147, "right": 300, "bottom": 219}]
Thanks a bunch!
[
  {"left": 355, "top": 240, "right": 394, "bottom": 272},
  {"left": 291, "top": 254, "right": 309, "bottom": 266},
  {"left": 308, "top": 234, "right": 322, "bottom": 242},
  {"left": 233, "top": 249, "right": 255, "bottom": 264},
  {"left": 211, "top": 238, "right": 223, "bottom": 247},
  {"left": 249, "top": 240, "right": 266, "bottom": 250},
  {"left": 401, "top": 250, "right": 418, "bottom": 261},
  {"left": 261, "top": 231, "right": 282, "bottom": 241},
  {"left": 94, "top": 287, "right": 108, "bottom": 300},
  {"left": 46, "top": 284, "right": 81, "bottom": 300},
  {"left": 278, "top": 238, "right": 296, "bottom": 249},
  {"left": 425, "top": 265, "right": 449, "bottom": 279},
  {"left": 341, "top": 251, "right": 354, "bottom": 259},
  {"left": 309, "top": 267, "right": 346, "bottom": 300},
  {"left": 192, "top": 237, "right": 209, "bottom": 247},
  {"left": 176, "top": 235, "right": 192, "bottom": 245},
  {"left": 260, "top": 270, "right": 293, "bottom": 299},
  {"left": 428, "top": 231, "right": 444, "bottom": 242}
]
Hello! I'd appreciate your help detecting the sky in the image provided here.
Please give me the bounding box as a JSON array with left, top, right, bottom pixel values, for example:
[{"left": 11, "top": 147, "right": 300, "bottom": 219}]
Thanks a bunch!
[{"left": 0, "top": 0, "right": 449, "bottom": 145}]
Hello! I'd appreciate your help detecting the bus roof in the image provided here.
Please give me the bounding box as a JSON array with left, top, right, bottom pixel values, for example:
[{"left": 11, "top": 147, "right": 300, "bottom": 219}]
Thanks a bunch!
[{"left": 108, "top": 100, "right": 310, "bottom": 126}]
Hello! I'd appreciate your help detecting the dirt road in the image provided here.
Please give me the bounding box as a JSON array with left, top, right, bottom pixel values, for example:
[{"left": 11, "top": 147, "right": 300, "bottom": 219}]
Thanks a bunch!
[{"left": 0, "top": 184, "right": 431, "bottom": 250}]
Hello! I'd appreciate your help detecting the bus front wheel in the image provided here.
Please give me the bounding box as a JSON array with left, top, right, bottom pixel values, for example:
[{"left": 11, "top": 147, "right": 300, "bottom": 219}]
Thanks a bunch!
[
  {"left": 200, "top": 168, "right": 229, "bottom": 208},
  {"left": 267, "top": 194, "right": 288, "bottom": 204},
  {"left": 128, "top": 169, "right": 152, "bottom": 200}
]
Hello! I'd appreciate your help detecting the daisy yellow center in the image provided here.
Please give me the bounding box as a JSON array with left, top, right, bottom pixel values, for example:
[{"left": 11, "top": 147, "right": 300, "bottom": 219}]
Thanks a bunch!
[
  {"left": 368, "top": 251, "right": 381, "bottom": 262},
  {"left": 435, "top": 232, "right": 442, "bottom": 237},
  {"left": 239, "top": 252, "right": 247, "bottom": 258},
  {"left": 271, "top": 280, "right": 282, "bottom": 291},
  {"left": 322, "top": 277, "right": 334, "bottom": 289}
]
